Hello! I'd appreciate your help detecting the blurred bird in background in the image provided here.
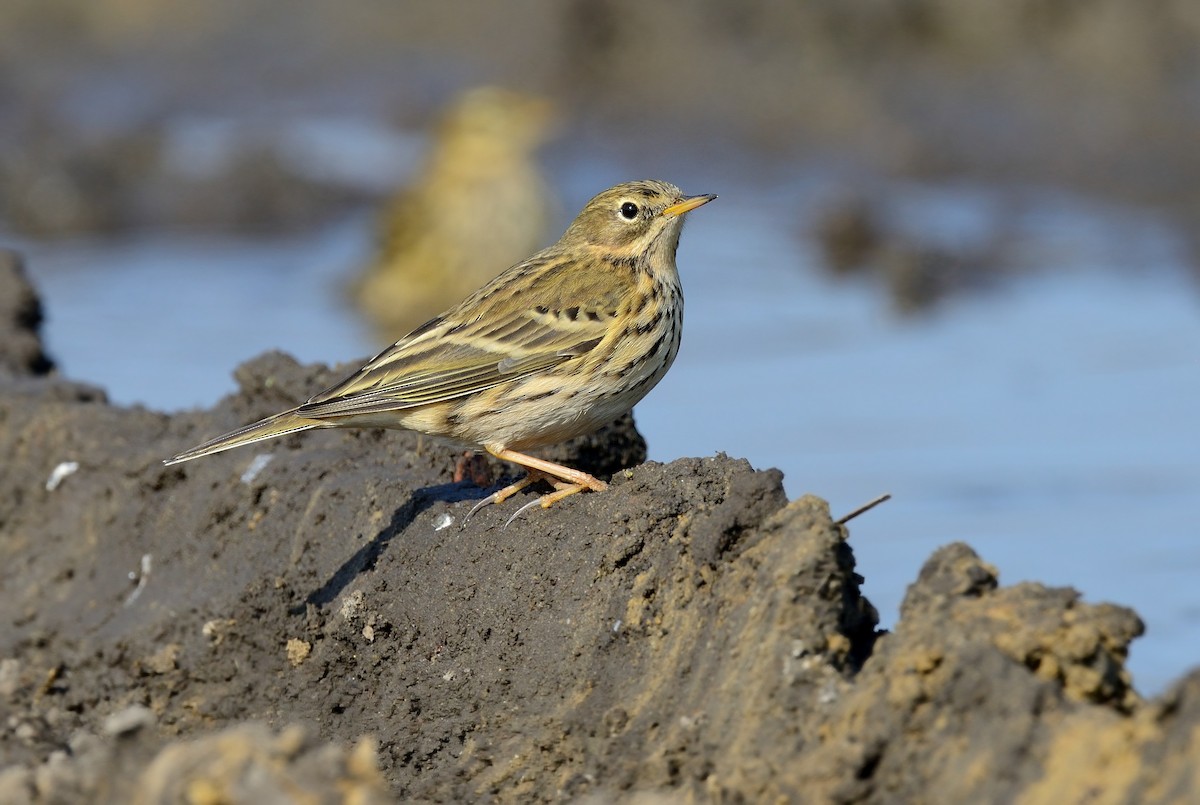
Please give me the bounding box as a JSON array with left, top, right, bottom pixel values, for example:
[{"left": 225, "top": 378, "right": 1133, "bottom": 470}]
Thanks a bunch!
[{"left": 352, "top": 86, "right": 558, "bottom": 341}]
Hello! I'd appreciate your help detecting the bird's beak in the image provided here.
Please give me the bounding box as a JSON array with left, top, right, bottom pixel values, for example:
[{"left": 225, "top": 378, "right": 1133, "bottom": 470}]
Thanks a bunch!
[{"left": 662, "top": 194, "right": 717, "bottom": 218}]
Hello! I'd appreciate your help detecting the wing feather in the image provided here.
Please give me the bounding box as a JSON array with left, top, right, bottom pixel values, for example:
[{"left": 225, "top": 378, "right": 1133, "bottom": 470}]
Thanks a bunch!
[
  {"left": 294, "top": 248, "right": 636, "bottom": 421},
  {"left": 297, "top": 316, "right": 608, "bottom": 419}
]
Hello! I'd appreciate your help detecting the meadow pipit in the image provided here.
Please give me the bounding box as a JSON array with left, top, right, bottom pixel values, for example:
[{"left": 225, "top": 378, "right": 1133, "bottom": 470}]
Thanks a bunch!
[
  {"left": 355, "top": 86, "right": 557, "bottom": 339},
  {"left": 166, "top": 180, "right": 715, "bottom": 520}
]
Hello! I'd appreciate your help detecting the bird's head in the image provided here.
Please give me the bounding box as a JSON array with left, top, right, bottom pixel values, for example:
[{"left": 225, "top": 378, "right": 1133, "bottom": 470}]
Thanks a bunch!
[{"left": 561, "top": 180, "right": 716, "bottom": 260}]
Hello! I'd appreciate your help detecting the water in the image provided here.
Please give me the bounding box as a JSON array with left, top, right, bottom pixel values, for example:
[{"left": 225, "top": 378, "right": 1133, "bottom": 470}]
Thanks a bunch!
[
  {"left": 19, "top": 223, "right": 377, "bottom": 411},
  {"left": 17, "top": 170, "right": 1200, "bottom": 698}
]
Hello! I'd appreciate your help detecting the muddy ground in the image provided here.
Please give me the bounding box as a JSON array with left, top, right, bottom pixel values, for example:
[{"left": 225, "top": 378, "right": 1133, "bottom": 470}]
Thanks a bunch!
[{"left": 2, "top": 260, "right": 1198, "bottom": 803}]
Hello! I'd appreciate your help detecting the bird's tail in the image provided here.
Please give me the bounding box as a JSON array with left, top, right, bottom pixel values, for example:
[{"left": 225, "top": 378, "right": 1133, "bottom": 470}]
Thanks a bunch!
[{"left": 164, "top": 409, "right": 322, "bottom": 465}]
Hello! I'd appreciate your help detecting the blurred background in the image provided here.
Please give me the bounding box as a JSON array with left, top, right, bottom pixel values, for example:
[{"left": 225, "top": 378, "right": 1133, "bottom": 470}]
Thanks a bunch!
[{"left": 2, "top": 0, "right": 1197, "bottom": 693}]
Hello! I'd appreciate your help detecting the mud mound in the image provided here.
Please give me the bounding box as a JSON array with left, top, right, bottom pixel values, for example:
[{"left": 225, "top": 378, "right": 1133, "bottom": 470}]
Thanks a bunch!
[{"left": 2, "top": 283, "right": 1199, "bottom": 801}]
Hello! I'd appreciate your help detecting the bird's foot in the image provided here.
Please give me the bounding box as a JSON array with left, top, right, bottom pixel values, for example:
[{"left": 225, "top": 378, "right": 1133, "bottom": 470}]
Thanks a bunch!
[
  {"left": 458, "top": 460, "right": 609, "bottom": 527},
  {"left": 461, "top": 470, "right": 549, "bottom": 528},
  {"left": 502, "top": 479, "right": 603, "bottom": 528},
  {"left": 453, "top": 451, "right": 493, "bottom": 486}
]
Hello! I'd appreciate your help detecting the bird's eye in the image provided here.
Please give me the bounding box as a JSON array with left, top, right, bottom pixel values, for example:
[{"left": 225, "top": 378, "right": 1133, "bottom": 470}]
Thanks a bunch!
[{"left": 620, "top": 202, "right": 639, "bottom": 220}]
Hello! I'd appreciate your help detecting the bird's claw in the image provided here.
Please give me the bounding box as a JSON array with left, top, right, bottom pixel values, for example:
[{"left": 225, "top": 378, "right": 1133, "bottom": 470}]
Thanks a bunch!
[
  {"left": 503, "top": 497, "right": 545, "bottom": 529},
  {"left": 460, "top": 491, "right": 502, "bottom": 529}
]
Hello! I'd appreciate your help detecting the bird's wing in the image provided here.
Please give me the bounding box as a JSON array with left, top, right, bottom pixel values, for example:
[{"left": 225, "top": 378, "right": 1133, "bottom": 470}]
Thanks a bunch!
[{"left": 296, "top": 296, "right": 612, "bottom": 420}]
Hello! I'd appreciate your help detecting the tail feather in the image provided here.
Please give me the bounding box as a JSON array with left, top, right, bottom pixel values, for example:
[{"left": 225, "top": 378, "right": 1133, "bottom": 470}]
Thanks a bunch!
[{"left": 164, "top": 409, "right": 321, "bottom": 465}]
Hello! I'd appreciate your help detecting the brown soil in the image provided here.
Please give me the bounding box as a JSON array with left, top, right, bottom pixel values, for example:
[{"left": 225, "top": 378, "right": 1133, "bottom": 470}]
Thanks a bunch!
[{"left": 2, "top": 258, "right": 1197, "bottom": 803}]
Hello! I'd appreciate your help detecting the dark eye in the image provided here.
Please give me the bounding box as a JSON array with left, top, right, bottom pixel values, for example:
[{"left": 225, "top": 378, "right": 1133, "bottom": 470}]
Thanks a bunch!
[{"left": 620, "top": 202, "right": 639, "bottom": 220}]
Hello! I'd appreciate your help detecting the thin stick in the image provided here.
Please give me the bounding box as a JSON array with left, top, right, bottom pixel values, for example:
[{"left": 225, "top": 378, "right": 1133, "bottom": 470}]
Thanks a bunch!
[{"left": 836, "top": 493, "right": 892, "bottom": 525}]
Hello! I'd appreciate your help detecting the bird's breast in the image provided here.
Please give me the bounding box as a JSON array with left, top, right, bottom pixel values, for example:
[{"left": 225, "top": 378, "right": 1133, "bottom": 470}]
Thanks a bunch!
[{"left": 431, "top": 269, "right": 685, "bottom": 452}]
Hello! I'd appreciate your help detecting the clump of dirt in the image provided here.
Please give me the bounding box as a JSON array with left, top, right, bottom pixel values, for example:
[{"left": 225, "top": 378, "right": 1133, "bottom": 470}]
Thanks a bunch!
[
  {"left": 2, "top": 282, "right": 1199, "bottom": 802},
  {"left": 0, "top": 714, "right": 389, "bottom": 805},
  {"left": 784, "top": 543, "right": 1147, "bottom": 803}
]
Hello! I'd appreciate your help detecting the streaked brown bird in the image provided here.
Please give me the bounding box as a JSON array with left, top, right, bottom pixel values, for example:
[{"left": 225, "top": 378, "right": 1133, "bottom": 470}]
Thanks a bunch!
[
  {"left": 166, "top": 180, "right": 715, "bottom": 521},
  {"left": 354, "top": 86, "right": 557, "bottom": 340}
]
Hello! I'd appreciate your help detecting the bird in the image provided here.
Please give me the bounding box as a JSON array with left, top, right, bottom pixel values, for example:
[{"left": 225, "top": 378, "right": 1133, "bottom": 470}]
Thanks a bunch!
[
  {"left": 353, "top": 86, "right": 558, "bottom": 340},
  {"left": 165, "top": 180, "right": 715, "bottom": 522}
]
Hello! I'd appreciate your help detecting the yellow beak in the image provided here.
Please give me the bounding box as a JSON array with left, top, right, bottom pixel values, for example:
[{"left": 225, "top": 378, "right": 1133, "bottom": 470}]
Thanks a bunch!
[{"left": 662, "top": 193, "right": 717, "bottom": 218}]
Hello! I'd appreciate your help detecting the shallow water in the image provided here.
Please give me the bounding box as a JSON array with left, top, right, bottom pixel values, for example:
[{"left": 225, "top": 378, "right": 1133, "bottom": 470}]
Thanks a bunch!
[{"left": 17, "top": 165, "right": 1200, "bottom": 697}]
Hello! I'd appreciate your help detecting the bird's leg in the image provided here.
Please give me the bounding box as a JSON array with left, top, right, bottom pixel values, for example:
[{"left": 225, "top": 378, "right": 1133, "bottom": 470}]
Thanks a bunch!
[
  {"left": 462, "top": 449, "right": 608, "bottom": 528},
  {"left": 453, "top": 451, "right": 493, "bottom": 486},
  {"left": 490, "top": 469, "right": 554, "bottom": 505},
  {"left": 501, "top": 478, "right": 597, "bottom": 528},
  {"left": 538, "top": 478, "right": 597, "bottom": 507},
  {"left": 461, "top": 469, "right": 552, "bottom": 526},
  {"left": 485, "top": 447, "right": 609, "bottom": 494},
  {"left": 486, "top": 446, "right": 608, "bottom": 519}
]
